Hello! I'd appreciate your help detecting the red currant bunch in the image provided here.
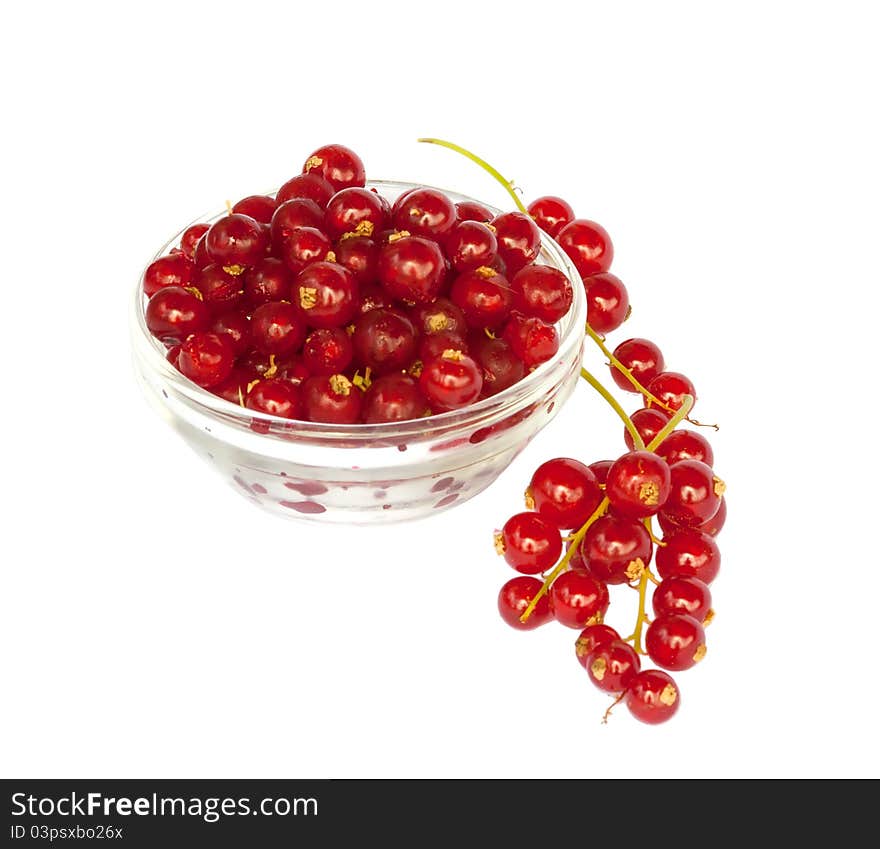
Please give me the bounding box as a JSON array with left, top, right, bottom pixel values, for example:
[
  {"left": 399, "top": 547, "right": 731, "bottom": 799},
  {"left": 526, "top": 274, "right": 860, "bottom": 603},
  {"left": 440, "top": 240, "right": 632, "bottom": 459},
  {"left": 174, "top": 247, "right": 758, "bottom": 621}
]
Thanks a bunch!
[
  {"left": 419, "top": 138, "right": 732, "bottom": 725},
  {"left": 142, "top": 142, "right": 580, "bottom": 426}
]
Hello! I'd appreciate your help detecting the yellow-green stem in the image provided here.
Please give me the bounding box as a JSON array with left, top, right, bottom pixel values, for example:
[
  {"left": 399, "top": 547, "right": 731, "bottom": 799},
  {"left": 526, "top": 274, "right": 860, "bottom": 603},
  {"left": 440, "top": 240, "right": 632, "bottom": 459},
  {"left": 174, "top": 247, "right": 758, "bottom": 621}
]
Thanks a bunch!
[
  {"left": 580, "top": 367, "right": 644, "bottom": 450},
  {"left": 624, "top": 565, "right": 654, "bottom": 655},
  {"left": 519, "top": 496, "right": 610, "bottom": 623},
  {"left": 417, "top": 138, "right": 528, "bottom": 214}
]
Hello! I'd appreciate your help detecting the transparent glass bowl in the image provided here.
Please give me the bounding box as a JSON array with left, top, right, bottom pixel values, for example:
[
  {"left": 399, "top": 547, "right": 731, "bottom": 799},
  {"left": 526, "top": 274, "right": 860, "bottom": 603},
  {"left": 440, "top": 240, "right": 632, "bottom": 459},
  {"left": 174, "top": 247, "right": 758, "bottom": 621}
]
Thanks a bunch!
[{"left": 130, "top": 179, "right": 587, "bottom": 524}]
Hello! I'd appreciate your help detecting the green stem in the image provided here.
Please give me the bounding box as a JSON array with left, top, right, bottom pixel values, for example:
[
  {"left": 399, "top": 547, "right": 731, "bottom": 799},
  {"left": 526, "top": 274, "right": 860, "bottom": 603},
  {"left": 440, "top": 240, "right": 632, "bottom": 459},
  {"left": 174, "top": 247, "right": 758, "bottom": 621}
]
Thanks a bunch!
[
  {"left": 417, "top": 138, "right": 528, "bottom": 214},
  {"left": 580, "top": 367, "right": 644, "bottom": 451}
]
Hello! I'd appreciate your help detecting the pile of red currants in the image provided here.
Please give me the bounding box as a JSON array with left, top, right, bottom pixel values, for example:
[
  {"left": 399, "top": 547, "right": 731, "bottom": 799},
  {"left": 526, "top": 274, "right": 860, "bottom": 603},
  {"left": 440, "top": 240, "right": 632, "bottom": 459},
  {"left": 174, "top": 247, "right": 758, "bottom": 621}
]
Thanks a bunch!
[
  {"left": 141, "top": 143, "right": 578, "bottom": 426},
  {"left": 480, "top": 144, "right": 725, "bottom": 725}
]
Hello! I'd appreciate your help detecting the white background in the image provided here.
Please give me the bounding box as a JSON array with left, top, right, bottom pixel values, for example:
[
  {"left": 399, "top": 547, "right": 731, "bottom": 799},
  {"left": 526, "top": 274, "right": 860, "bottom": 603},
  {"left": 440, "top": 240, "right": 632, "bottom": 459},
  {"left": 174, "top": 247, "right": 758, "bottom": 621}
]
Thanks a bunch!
[{"left": 2, "top": 0, "right": 878, "bottom": 780}]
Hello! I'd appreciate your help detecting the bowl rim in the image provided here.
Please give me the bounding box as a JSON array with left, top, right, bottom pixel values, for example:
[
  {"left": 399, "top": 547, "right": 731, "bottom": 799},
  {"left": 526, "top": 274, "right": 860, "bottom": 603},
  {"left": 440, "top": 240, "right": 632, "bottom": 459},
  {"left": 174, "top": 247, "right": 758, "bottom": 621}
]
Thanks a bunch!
[{"left": 131, "top": 178, "right": 587, "bottom": 438}]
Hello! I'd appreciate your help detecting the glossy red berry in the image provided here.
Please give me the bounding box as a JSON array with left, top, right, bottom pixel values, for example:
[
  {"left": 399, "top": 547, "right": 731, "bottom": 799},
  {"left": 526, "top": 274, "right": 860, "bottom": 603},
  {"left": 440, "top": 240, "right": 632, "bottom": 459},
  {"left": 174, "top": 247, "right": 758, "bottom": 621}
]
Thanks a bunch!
[
  {"left": 245, "top": 378, "right": 303, "bottom": 420},
  {"left": 243, "top": 256, "right": 293, "bottom": 306},
  {"left": 556, "top": 218, "right": 614, "bottom": 277},
  {"left": 624, "top": 407, "right": 672, "bottom": 451},
  {"left": 652, "top": 576, "right": 713, "bottom": 624},
  {"left": 270, "top": 199, "right": 325, "bottom": 249},
  {"left": 574, "top": 623, "right": 621, "bottom": 669},
  {"left": 661, "top": 459, "right": 724, "bottom": 528},
  {"left": 501, "top": 313, "right": 559, "bottom": 370},
  {"left": 324, "top": 187, "right": 389, "bottom": 240},
  {"left": 526, "top": 458, "right": 603, "bottom": 531},
  {"left": 193, "top": 264, "right": 246, "bottom": 313},
  {"left": 582, "top": 272, "right": 629, "bottom": 335},
  {"left": 455, "top": 200, "right": 494, "bottom": 223},
  {"left": 585, "top": 640, "right": 641, "bottom": 693},
  {"left": 275, "top": 172, "right": 336, "bottom": 207},
  {"left": 419, "top": 330, "right": 469, "bottom": 363},
  {"left": 392, "top": 186, "right": 457, "bottom": 237},
  {"left": 492, "top": 211, "right": 542, "bottom": 274},
  {"left": 605, "top": 450, "right": 671, "bottom": 518},
  {"left": 278, "top": 226, "right": 333, "bottom": 275},
  {"left": 176, "top": 331, "right": 235, "bottom": 388},
  {"left": 351, "top": 307, "right": 418, "bottom": 375},
  {"left": 409, "top": 297, "right": 468, "bottom": 338},
  {"left": 361, "top": 373, "right": 428, "bottom": 423},
  {"left": 302, "top": 143, "right": 366, "bottom": 191},
  {"left": 645, "top": 614, "right": 706, "bottom": 671},
  {"left": 497, "top": 576, "right": 553, "bottom": 630},
  {"left": 294, "top": 262, "right": 359, "bottom": 328},
  {"left": 610, "top": 337, "right": 665, "bottom": 393},
  {"left": 646, "top": 371, "right": 696, "bottom": 413},
  {"left": 205, "top": 213, "right": 267, "bottom": 269},
  {"left": 655, "top": 429, "right": 715, "bottom": 467},
  {"left": 510, "top": 264, "right": 574, "bottom": 323},
  {"left": 250, "top": 301, "right": 307, "bottom": 356},
  {"left": 444, "top": 220, "right": 498, "bottom": 271},
  {"left": 579, "top": 514, "right": 653, "bottom": 585},
  {"left": 333, "top": 235, "right": 379, "bottom": 286},
  {"left": 377, "top": 235, "right": 446, "bottom": 304},
  {"left": 526, "top": 195, "right": 574, "bottom": 238},
  {"left": 625, "top": 669, "right": 680, "bottom": 725},
  {"left": 301, "top": 327, "right": 354, "bottom": 376},
  {"left": 418, "top": 350, "right": 483, "bottom": 412},
  {"left": 548, "top": 569, "right": 610, "bottom": 629},
  {"left": 450, "top": 268, "right": 513, "bottom": 330},
  {"left": 145, "top": 286, "right": 210, "bottom": 344},
  {"left": 468, "top": 335, "right": 525, "bottom": 397},
  {"left": 209, "top": 309, "right": 251, "bottom": 357},
  {"left": 302, "top": 373, "right": 362, "bottom": 423},
  {"left": 497, "top": 512, "right": 563, "bottom": 575},
  {"left": 143, "top": 253, "right": 194, "bottom": 298},
  {"left": 655, "top": 529, "right": 721, "bottom": 584},
  {"left": 232, "top": 194, "right": 278, "bottom": 224}
]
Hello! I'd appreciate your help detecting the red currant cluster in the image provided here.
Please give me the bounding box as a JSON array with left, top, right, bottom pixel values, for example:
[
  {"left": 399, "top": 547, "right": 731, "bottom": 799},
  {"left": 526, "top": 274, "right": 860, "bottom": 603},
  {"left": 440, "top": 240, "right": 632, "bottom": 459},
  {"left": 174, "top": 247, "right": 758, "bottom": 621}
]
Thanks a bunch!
[
  {"left": 142, "top": 143, "right": 578, "bottom": 426},
  {"left": 466, "top": 148, "right": 727, "bottom": 726}
]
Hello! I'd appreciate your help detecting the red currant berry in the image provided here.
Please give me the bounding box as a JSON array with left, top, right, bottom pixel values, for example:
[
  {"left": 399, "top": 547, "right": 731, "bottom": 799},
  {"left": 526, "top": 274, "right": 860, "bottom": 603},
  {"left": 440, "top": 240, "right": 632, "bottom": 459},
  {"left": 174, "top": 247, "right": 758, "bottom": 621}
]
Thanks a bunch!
[
  {"left": 179, "top": 223, "right": 211, "bottom": 261},
  {"left": 205, "top": 213, "right": 267, "bottom": 269},
  {"left": 526, "top": 195, "right": 574, "bottom": 238},
  {"left": 605, "top": 450, "right": 671, "bottom": 518},
  {"left": 450, "top": 267, "right": 513, "bottom": 330},
  {"left": 278, "top": 226, "right": 333, "bottom": 275},
  {"left": 418, "top": 349, "right": 483, "bottom": 412},
  {"left": 245, "top": 378, "right": 303, "bottom": 420},
  {"left": 556, "top": 218, "right": 614, "bottom": 277},
  {"left": 351, "top": 307, "right": 418, "bottom": 375},
  {"left": 652, "top": 576, "right": 713, "bottom": 624},
  {"left": 579, "top": 514, "right": 653, "bottom": 585},
  {"left": 243, "top": 256, "right": 293, "bottom": 307},
  {"left": 177, "top": 331, "right": 235, "bottom": 388},
  {"left": 646, "top": 371, "right": 696, "bottom": 413},
  {"left": 526, "top": 458, "right": 603, "bottom": 531},
  {"left": 211, "top": 367, "right": 250, "bottom": 404},
  {"left": 655, "top": 529, "right": 721, "bottom": 584},
  {"left": 302, "top": 143, "right": 366, "bottom": 191},
  {"left": 209, "top": 309, "right": 251, "bottom": 357},
  {"left": 624, "top": 407, "right": 672, "bottom": 451},
  {"left": 574, "top": 623, "right": 621, "bottom": 669},
  {"left": 492, "top": 211, "right": 542, "bottom": 274},
  {"left": 334, "top": 235, "right": 379, "bottom": 286},
  {"left": 145, "top": 286, "right": 210, "bottom": 344},
  {"left": 496, "top": 512, "right": 563, "bottom": 575},
  {"left": 324, "top": 187, "right": 389, "bottom": 241},
  {"left": 582, "top": 272, "right": 629, "bottom": 335},
  {"left": 232, "top": 194, "right": 278, "bottom": 224},
  {"left": 468, "top": 335, "right": 525, "bottom": 397},
  {"left": 625, "top": 669, "right": 680, "bottom": 725},
  {"left": 250, "top": 301, "right": 307, "bottom": 356},
  {"left": 302, "top": 374, "right": 362, "bottom": 423},
  {"left": 501, "top": 313, "right": 559, "bottom": 370},
  {"left": 510, "top": 264, "right": 574, "bottom": 324},
  {"left": 610, "top": 337, "right": 665, "bottom": 393},
  {"left": 294, "top": 262, "right": 359, "bottom": 328},
  {"left": 419, "top": 330, "right": 468, "bottom": 363},
  {"left": 377, "top": 235, "right": 447, "bottom": 304},
  {"left": 143, "top": 253, "right": 194, "bottom": 297},
  {"left": 392, "top": 186, "right": 457, "bottom": 237},
  {"left": 548, "top": 569, "right": 610, "bottom": 629},
  {"left": 661, "top": 459, "right": 724, "bottom": 528},
  {"left": 301, "top": 327, "right": 354, "bottom": 376},
  {"left": 192, "top": 264, "right": 246, "bottom": 313},
  {"left": 444, "top": 220, "right": 498, "bottom": 272},
  {"left": 655, "top": 429, "right": 715, "bottom": 467},
  {"left": 645, "top": 614, "right": 707, "bottom": 671},
  {"left": 455, "top": 200, "right": 494, "bottom": 223},
  {"left": 276, "top": 172, "right": 336, "bottom": 208},
  {"left": 409, "top": 297, "right": 468, "bottom": 338},
  {"left": 361, "top": 373, "right": 429, "bottom": 423},
  {"left": 588, "top": 460, "right": 614, "bottom": 485},
  {"left": 497, "top": 576, "right": 553, "bottom": 630},
  {"left": 270, "top": 199, "right": 326, "bottom": 249},
  {"left": 585, "top": 640, "right": 641, "bottom": 693}
]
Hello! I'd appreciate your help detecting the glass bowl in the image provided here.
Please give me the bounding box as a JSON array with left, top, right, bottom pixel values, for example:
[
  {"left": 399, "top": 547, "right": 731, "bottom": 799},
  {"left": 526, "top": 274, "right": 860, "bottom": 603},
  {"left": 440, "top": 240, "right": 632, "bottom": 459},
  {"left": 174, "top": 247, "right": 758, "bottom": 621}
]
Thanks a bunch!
[{"left": 130, "top": 179, "right": 587, "bottom": 524}]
